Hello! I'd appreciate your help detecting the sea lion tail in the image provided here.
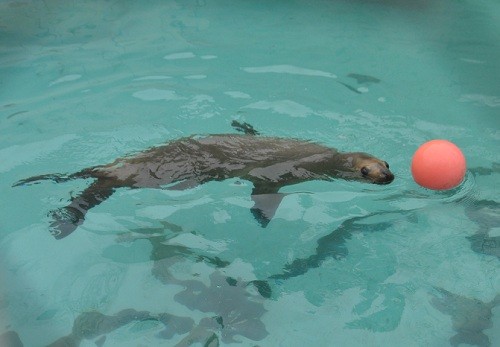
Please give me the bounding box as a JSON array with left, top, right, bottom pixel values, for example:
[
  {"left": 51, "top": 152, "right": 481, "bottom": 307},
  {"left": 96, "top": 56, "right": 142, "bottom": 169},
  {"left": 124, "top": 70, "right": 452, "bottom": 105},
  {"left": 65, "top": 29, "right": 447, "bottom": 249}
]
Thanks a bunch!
[
  {"left": 231, "top": 120, "right": 260, "bottom": 136},
  {"left": 12, "top": 169, "right": 92, "bottom": 187}
]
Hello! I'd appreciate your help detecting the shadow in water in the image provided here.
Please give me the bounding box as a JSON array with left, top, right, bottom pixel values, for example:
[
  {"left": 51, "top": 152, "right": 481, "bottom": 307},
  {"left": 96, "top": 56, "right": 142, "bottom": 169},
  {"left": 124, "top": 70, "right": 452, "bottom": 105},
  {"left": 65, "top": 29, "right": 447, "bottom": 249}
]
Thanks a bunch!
[
  {"left": 40, "top": 270, "right": 269, "bottom": 346},
  {"left": 466, "top": 165, "right": 500, "bottom": 259},
  {"left": 46, "top": 309, "right": 194, "bottom": 347},
  {"left": 270, "top": 212, "right": 398, "bottom": 281},
  {"left": 465, "top": 199, "right": 500, "bottom": 259},
  {"left": 0, "top": 331, "right": 23, "bottom": 347},
  {"left": 173, "top": 271, "right": 268, "bottom": 346},
  {"left": 431, "top": 287, "right": 500, "bottom": 347},
  {"left": 107, "top": 222, "right": 270, "bottom": 345}
]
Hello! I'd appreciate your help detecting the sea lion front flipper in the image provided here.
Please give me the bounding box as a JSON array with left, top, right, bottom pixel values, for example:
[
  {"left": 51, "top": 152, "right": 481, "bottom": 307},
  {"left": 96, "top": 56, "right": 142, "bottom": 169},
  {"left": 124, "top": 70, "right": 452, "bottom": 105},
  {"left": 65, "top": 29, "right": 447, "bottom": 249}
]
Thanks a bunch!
[
  {"left": 50, "top": 180, "right": 115, "bottom": 239},
  {"left": 251, "top": 194, "right": 286, "bottom": 227},
  {"left": 250, "top": 184, "right": 286, "bottom": 227}
]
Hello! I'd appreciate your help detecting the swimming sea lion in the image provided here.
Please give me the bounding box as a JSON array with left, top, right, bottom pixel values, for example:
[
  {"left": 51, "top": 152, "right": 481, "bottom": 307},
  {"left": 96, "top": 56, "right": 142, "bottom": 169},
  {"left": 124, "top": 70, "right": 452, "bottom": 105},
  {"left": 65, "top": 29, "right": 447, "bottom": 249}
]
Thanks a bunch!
[{"left": 14, "top": 122, "right": 394, "bottom": 239}]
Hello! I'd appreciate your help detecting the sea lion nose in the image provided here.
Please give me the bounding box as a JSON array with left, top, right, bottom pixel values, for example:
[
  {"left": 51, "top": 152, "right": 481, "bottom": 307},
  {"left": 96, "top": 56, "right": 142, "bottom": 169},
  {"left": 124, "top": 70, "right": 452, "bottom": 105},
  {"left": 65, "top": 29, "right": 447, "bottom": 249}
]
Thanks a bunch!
[
  {"left": 383, "top": 170, "right": 395, "bottom": 183},
  {"left": 375, "top": 168, "right": 394, "bottom": 184}
]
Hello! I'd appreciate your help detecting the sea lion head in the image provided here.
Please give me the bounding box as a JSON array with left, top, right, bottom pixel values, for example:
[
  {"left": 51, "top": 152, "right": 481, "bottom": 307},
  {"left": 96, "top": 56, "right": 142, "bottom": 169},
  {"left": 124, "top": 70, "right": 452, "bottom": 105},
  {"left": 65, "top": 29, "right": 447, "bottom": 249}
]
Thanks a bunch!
[{"left": 340, "top": 152, "right": 394, "bottom": 184}]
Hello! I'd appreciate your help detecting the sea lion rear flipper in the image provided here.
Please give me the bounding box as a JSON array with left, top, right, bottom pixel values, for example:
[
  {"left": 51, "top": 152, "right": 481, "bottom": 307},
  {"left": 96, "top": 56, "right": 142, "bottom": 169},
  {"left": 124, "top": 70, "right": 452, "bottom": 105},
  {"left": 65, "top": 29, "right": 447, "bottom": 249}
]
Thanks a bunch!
[
  {"left": 50, "top": 180, "right": 115, "bottom": 239},
  {"left": 12, "top": 170, "right": 90, "bottom": 187},
  {"left": 250, "top": 184, "right": 285, "bottom": 227}
]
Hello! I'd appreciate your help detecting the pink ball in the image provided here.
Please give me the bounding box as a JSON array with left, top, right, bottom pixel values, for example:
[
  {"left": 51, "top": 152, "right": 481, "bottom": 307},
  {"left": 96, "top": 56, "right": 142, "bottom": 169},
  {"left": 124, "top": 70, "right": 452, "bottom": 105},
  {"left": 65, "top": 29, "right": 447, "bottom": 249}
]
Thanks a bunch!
[{"left": 411, "top": 140, "right": 466, "bottom": 190}]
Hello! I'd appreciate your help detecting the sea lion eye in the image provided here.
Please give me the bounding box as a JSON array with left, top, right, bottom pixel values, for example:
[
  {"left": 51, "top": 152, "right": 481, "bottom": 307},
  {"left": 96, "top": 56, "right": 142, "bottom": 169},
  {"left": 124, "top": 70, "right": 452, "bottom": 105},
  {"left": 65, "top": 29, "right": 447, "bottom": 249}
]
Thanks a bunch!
[
  {"left": 361, "top": 167, "right": 369, "bottom": 176},
  {"left": 384, "top": 161, "right": 390, "bottom": 169}
]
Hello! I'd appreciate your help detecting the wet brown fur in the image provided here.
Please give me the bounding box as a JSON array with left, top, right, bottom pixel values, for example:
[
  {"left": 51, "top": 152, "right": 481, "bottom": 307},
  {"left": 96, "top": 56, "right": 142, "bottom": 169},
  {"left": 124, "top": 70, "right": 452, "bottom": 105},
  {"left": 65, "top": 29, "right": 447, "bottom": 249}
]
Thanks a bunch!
[{"left": 15, "top": 132, "right": 394, "bottom": 239}]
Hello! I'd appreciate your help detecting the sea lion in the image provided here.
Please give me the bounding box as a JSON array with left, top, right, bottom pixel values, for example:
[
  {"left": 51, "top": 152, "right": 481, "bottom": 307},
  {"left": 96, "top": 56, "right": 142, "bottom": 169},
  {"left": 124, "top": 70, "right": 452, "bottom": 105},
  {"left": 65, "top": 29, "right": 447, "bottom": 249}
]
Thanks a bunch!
[{"left": 13, "top": 122, "right": 394, "bottom": 239}]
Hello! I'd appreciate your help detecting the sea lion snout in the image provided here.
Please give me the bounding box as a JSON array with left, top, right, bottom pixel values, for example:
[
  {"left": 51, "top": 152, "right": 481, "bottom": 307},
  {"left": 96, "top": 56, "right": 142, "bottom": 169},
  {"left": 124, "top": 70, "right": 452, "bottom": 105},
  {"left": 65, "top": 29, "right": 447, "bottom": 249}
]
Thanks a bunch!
[
  {"left": 364, "top": 164, "right": 394, "bottom": 184},
  {"left": 356, "top": 157, "right": 394, "bottom": 184},
  {"left": 373, "top": 167, "right": 394, "bottom": 184}
]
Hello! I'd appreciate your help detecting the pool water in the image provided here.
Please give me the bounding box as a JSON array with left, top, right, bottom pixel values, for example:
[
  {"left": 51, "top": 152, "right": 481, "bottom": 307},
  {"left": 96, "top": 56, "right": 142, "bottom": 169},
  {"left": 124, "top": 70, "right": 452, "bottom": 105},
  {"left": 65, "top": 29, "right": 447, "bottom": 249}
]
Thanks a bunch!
[{"left": 1, "top": 0, "right": 499, "bottom": 346}]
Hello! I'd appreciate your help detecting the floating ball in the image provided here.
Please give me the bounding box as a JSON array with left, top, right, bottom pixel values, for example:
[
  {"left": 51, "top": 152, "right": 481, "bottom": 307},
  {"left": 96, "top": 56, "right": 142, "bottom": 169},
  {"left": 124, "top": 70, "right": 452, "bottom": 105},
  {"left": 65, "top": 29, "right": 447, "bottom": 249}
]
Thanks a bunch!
[{"left": 411, "top": 139, "right": 466, "bottom": 190}]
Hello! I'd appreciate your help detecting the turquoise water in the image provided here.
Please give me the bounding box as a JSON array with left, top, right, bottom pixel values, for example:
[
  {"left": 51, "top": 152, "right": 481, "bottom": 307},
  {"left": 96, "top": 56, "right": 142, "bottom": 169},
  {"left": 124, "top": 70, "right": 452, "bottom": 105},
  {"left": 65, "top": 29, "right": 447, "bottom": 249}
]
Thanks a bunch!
[{"left": 1, "top": 0, "right": 499, "bottom": 346}]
